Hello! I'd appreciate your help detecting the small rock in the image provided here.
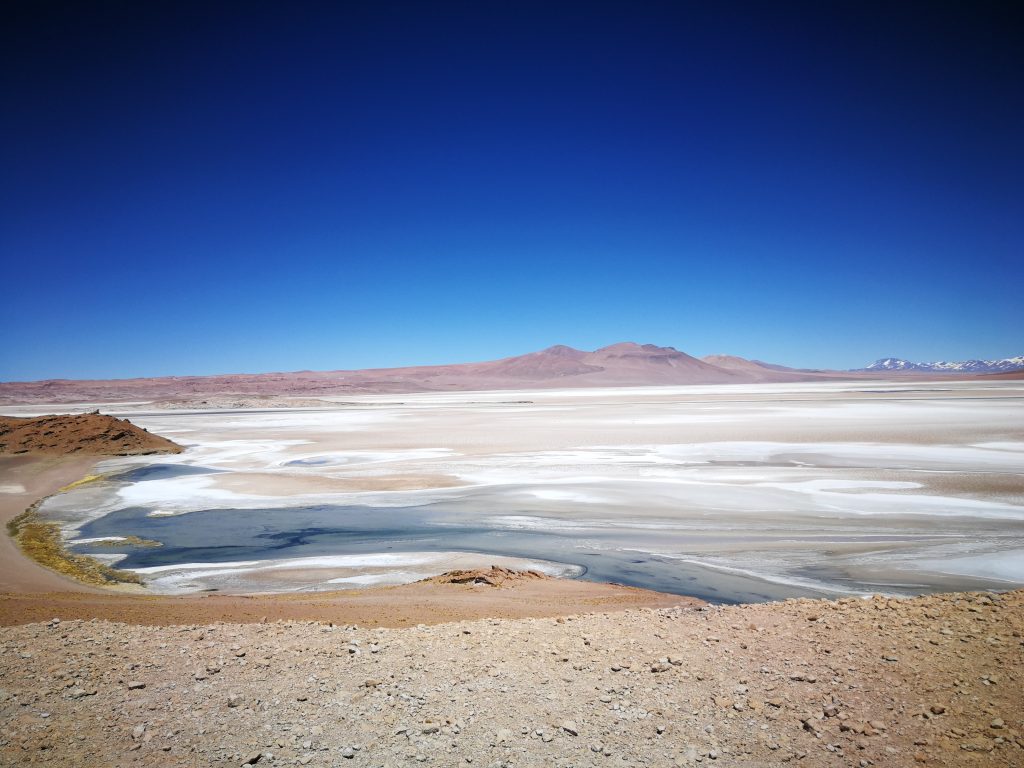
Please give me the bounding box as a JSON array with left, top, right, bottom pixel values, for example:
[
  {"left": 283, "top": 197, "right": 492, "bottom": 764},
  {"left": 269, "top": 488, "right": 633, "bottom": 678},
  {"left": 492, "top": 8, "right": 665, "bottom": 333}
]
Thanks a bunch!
[{"left": 561, "top": 721, "right": 579, "bottom": 736}]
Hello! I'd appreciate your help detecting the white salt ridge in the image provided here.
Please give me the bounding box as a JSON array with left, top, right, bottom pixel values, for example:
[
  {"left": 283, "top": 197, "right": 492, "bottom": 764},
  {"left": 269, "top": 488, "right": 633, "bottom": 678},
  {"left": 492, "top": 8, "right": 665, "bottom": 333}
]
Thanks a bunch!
[
  {"left": 654, "top": 553, "right": 873, "bottom": 597},
  {"left": 651, "top": 441, "right": 1024, "bottom": 471},
  {"left": 528, "top": 488, "right": 609, "bottom": 503},
  {"left": 326, "top": 572, "right": 420, "bottom": 585},
  {"left": 67, "top": 536, "right": 128, "bottom": 545},
  {"left": 128, "top": 551, "right": 584, "bottom": 594},
  {"left": 912, "top": 550, "right": 1024, "bottom": 583},
  {"left": 281, "top": 447, "right": 455, "bottom": 468},
  {"left": 104, "top": 474, "right": 461, "bottom": 516}
]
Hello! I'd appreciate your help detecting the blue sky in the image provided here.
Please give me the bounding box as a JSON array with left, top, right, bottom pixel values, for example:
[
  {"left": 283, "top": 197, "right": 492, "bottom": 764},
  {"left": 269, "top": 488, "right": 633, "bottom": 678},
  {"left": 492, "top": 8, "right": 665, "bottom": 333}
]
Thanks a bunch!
[{"left": 2, "top": 1, "right": 1021, "bottom": 381}]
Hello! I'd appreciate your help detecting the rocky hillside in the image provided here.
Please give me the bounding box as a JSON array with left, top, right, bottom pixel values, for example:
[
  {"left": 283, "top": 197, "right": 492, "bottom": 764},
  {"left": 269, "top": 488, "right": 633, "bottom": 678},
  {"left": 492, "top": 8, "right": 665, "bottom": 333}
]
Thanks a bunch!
[
  {"left": 0, "top": 413, "right": 182, "bottom": 455},
  {"left": 0, "top": 589, "right": 1018, "bottom": 766}
]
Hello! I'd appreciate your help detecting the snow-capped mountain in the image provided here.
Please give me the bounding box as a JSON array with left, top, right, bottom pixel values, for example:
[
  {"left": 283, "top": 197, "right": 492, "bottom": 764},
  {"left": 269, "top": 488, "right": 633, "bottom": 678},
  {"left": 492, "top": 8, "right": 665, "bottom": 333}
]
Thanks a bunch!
[{"left": 864, "top": 356, "right": 1024, "bottom": 373}]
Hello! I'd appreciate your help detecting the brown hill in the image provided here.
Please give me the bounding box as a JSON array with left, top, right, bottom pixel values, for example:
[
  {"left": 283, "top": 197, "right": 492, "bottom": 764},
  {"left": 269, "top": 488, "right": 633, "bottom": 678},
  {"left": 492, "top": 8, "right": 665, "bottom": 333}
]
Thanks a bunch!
[
  {"left": 700, "top": 354, "right": 842, "bottom": 382},
  {"left": 0, "top": 413, "right": 182, "bottom": 456},
  {"left": 975, "top": 369, "right": 1024, "bottom": 380},
  {"left": 443, "top": 343, "right": 750, "bottom": 387},
  {"left": 0, "top": 343, "right": 882, "bottom": 405}
]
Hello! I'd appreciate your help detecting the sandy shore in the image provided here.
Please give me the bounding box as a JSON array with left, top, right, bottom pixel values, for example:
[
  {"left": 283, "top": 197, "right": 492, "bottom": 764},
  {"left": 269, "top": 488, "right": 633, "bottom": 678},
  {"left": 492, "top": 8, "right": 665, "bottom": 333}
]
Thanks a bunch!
[
  {"left": 0, "top": 456, "right": 694, "bottom": 626},
  {"left": 0, "top": 578, "right": 693, "bottom": 628},
  {"left": 0, "top": 456, "right": 104, "bottom": 594}
]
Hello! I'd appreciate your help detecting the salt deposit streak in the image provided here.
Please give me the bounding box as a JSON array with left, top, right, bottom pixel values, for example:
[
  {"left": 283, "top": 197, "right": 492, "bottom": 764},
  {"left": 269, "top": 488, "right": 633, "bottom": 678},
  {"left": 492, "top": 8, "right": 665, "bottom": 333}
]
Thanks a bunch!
[
  {"left": 913, "top": 550, "right": 1024, "bottom": 583},
  {"left": 131, "top": 551, "right": 585, "bottom": 595}
]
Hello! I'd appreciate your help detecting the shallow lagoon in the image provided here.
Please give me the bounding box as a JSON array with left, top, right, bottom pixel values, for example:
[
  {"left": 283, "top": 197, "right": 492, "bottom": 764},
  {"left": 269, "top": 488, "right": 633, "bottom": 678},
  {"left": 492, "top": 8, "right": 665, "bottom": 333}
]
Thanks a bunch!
[{"left": 32, "top": 380, "right": 1024, "bottom": 601}]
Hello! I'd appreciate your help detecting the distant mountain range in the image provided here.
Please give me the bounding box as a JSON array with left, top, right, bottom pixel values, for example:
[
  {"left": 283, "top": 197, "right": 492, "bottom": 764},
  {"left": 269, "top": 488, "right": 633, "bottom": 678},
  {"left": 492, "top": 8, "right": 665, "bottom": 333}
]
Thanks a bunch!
[
  {"left": 2, "top": 343, "right": 1022, "bottom": 405},
  {"left": 862, "top": 355, "right": 1024, "bottom": 374}
]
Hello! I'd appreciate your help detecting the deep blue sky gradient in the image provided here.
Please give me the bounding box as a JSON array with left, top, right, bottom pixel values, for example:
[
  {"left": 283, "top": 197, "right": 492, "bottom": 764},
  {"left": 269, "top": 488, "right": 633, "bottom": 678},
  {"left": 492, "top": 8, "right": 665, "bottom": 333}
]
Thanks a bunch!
[{"left": 2, "top": 1, "right": 1022, "bottom": 380}]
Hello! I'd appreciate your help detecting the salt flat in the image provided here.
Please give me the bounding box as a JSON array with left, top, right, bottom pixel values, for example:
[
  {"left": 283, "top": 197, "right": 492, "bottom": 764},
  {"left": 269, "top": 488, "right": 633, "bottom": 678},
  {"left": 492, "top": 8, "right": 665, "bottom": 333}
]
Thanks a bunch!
[{"left": 24, "top": 379, "right": 1024, "bottom": 600}]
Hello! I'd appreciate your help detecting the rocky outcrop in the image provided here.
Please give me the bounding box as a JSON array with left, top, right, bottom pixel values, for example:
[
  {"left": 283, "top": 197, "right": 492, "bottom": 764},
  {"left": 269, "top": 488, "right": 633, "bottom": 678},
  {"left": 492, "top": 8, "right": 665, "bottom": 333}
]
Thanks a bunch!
[{"left": 423, "top": 566, "right": 550, "bottom": 586}]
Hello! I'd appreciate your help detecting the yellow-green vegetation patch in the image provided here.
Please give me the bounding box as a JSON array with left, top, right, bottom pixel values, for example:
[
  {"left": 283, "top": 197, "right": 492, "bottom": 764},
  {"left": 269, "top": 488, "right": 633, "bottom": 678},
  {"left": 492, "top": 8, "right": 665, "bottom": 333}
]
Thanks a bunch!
[
  {"left": 58, "top": 474, "right": 103, "bottom": 492},
  {"left": 82, "top": 535, "right": 162, "bottom": 548},
  {"left": 8, "top": 503, "right": 142, "bottom": 586}
]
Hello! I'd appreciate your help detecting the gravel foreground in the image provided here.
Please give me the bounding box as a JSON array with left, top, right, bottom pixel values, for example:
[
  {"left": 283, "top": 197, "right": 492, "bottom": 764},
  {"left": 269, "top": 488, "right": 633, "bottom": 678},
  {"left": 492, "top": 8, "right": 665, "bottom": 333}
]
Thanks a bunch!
[{"left": 1, "top": 590, "right": 1020, "bottom": 768}]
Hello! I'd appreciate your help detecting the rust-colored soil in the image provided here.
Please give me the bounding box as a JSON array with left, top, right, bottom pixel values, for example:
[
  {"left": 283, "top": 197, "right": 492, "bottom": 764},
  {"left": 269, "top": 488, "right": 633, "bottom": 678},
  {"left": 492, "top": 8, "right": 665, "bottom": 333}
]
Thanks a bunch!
[
  {"left": 0, "top": 578, "right": 694, "bottom": 628},
  {"left": 0, "top": 412, "right": 182, "bottom": 456}
]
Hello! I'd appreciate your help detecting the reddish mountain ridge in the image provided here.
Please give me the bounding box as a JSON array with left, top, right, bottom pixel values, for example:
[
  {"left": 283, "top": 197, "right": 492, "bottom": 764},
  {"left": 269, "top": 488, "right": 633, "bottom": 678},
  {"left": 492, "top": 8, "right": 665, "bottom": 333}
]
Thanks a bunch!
[{"left": 0, "top": 342, "right": 876, "bottom": 405}]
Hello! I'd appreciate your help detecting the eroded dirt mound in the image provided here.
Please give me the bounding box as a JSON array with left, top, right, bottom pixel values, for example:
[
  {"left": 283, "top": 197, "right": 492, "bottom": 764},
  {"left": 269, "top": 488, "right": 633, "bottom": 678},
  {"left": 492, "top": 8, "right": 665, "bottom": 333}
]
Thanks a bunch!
[
  {"left": 423, "top": 565, "right": 550, "bottom": 586},
  {"left": 0, "top": 412, "right": 182, "bottom": 456}
]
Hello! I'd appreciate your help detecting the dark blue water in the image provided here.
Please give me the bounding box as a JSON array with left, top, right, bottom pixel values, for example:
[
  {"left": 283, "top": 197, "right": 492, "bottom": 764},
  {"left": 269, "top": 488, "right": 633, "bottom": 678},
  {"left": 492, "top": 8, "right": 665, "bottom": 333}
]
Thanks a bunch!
[
  {"left": 71, "top": 502, "right": 832, "bottom": 603},
  {"left": 108, "top": 464, "right": 223, "bottom": 482}
]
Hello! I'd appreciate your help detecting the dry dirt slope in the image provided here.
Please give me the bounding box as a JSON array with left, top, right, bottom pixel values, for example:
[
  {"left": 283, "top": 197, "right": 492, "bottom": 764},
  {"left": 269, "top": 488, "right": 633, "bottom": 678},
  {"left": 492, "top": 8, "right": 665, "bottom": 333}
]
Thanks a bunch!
[
  {"left": 0, "top": 413, "right": 182, "bottom": 456},
  {"left": 0, "top": 590, "right": 1020, "bottom": 767}
]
